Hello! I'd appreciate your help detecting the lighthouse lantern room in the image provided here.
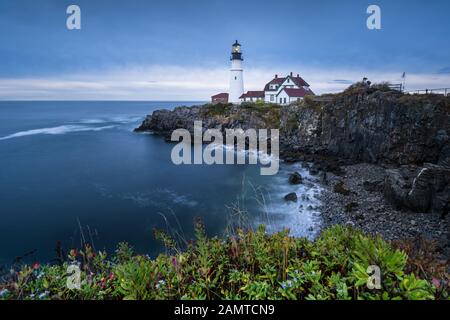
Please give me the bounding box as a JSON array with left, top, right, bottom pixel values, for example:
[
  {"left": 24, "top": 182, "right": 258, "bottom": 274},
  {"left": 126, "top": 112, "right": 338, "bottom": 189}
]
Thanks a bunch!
[{"left": 229, "top": 40, "right": 244, "bottom": 103}]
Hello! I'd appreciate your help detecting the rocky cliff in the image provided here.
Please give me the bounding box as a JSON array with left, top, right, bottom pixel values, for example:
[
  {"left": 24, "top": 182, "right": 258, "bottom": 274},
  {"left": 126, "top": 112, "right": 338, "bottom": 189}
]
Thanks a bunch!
[
  {"left": 281, "top": 88, "right": 449, "bottom": 166},
  {"left": 135, "top": 85, "right": 450, "bottom": 215}
]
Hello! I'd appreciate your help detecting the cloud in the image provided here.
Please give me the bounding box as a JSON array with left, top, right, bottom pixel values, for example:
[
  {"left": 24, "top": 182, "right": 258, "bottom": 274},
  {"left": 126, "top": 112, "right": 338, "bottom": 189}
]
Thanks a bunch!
[
  {"left": 0, "top": 65, "right": 450, "bottom": 100},
  {"left": 329, "top": 80, "right": 354, "bottom": 84}
]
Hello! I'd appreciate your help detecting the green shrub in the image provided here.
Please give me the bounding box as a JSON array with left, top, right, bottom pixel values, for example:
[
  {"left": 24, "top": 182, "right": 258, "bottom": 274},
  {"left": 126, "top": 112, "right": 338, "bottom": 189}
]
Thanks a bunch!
[
  {"left": 1, "top": 225, "right": 446, "bottom": 300},
  {"left": 201, "top": 103, "right": 232, "bottom": 116}
]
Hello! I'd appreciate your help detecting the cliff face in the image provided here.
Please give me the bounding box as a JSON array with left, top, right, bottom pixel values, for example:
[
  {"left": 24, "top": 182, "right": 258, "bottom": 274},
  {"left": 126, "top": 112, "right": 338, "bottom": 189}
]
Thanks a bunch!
[
  {"left": 135, "top": 88, "right": 449, "bottom": 215},
  {"left": 135, "top": 103, "right": 280, "bottom": 137},
  {"left": 279, "top": 89, "right": 449, "bottom": 216},
  {"left": 137, "top": 88, "right": 450, "bottom": 167},
  {"left": 280, "top": 90, "right": 449, "bottom": 166}
]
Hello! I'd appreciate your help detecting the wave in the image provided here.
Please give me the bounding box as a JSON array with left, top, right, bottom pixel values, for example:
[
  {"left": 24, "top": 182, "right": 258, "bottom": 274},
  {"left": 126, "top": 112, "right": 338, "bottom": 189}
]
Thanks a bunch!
[
  {"left": 77, "top": 116, "right": 143, "bottom": 125},
  {"left": 0, "top": 125, "right": 115, "bottom": 141},
  {"left": 252, "top": 163, "right": 323, "bottom": 239},
  {"left": 78, "top": 119, "right": 107, "bottom": 124},
  {"left": 208, "top": 143, "right": 279, "bottom": 163}
]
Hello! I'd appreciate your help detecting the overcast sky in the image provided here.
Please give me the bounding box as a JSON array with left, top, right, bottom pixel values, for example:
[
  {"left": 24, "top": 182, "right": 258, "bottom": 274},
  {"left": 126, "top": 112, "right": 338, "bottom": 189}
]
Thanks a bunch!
[{"left": 0, "top": 0, "right": 449, "bottom": 100}]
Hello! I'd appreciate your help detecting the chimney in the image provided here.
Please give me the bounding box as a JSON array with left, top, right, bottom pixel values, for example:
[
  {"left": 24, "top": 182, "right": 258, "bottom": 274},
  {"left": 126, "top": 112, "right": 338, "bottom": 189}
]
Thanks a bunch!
[
  {"left": 290, "top": 72, "right": 293, "bottom": 77},
  {"left": 275, "top": 74, "right": 278, "bottom": 78},
  {"left": 297, "top": 74, "right": 299, "bottom": 77}
]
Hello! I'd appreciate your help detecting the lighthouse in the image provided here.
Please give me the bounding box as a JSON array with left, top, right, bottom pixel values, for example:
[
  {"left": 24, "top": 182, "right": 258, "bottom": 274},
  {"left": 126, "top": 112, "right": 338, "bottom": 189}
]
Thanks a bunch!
[{"left": 229, "top": 40, "right": 244, "bottom": 103}]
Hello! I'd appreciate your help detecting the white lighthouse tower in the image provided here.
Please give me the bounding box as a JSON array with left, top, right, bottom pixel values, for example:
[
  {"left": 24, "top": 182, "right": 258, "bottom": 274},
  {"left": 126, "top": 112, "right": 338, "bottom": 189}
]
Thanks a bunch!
[{"left": 229, "top": 40, "right": 244, "bottom": 104}]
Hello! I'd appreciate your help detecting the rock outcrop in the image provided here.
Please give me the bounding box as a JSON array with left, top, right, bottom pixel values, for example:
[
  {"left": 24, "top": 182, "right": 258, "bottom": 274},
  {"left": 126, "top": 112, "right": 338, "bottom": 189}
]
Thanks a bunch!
[
  {"left": 384, "top": 164, "right": 450, "bottom": 215},
  {"left": 135, "top": 87, "right": 450, "bottom": 214},
  {"left": 284, "top": 192, "right": 298, "bottom": 202},
  {"left": 136, "top": 88, "right": 449, "bottom": 167},
  {"left": 288, "top": 172, "right": 303, "bottom": 185},
  {"left": 280, "top": 88, "right": 449, "bottom": 166}
]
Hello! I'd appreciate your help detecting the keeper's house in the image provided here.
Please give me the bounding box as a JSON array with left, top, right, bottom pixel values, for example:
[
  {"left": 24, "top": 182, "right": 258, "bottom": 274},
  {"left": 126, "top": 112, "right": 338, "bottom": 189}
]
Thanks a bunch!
[{"left": 240, "top": 72, "right": 314, "bottom": 105}]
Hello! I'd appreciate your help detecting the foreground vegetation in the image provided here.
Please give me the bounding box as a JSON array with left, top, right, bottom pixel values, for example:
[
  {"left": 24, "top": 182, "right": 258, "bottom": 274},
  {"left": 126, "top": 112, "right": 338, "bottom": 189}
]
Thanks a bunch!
[{"left": 0, "top": 225, "right": 448, "bottom": 300}]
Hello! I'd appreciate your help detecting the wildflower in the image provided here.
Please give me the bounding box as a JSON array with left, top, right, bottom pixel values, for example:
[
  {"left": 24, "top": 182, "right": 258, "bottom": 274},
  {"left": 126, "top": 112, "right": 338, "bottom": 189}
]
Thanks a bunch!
[
  {"left": 156, "top": 279, "right": 166, "bottom": 289},
  {"left": 171, "top": 256, "right": 178, "bottom": 268},
  {"left": 32, "top": 262, "right": 40, "bottom": 270},
  {"left": 0, "top": 289, "right": 9, "bottom": 298},
  {"left": 38, "top": 291, "right": 49, "bottom": 299},
  {"left": 69, "top": 249, "right": 78, "bottom": 260},
  {"left": 98, "top": 277, "right": 107, "bottom": 290},
  {"left": 432, "top": 278, "right": 441, "bottom": 289},
  {"left": 281, "top": 280, "right": 293, "bottom": 290}
]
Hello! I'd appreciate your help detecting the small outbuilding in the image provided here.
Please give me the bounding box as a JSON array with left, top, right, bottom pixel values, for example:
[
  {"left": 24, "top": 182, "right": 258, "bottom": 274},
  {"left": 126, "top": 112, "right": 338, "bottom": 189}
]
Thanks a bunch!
[{"left": 211, "top": 93, "right": 229, "bottom": 104}]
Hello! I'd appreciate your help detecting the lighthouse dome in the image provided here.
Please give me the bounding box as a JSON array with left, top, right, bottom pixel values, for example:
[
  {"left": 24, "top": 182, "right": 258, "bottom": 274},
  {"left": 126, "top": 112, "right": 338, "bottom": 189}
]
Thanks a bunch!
[{"left": 231, "top": 40, "right": 243, "bottom": 61}]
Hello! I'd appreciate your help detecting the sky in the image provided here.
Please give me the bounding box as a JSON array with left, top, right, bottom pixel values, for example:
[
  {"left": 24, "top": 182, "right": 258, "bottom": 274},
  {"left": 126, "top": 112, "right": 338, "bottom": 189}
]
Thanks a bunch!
[{"left": 0, "top": 0, "right": 449, "bottom": 100}]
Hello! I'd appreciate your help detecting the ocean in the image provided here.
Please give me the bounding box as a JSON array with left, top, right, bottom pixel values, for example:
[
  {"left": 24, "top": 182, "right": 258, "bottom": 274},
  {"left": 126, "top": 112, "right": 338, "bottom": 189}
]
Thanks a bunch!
[{"left": 0, "top": 101, "right": 322, "bottom": 264}]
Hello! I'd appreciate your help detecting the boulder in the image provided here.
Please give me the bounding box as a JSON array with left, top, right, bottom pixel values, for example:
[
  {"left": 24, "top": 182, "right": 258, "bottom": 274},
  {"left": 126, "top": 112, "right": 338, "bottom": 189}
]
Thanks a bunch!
[
  {"left": 284, "top": 192, "right": 298, "bottom": 202},
  {"left": 407, "top": 164, "right": 450, "bottom": 214},
  {"left": 384, "top": 169, "right": 410, "bottom": 210},
  {"left": 288, "top": 172, "right": 303, "bottom": 185},
  {"left": 384, "top": 164, "right": 450, "bottom": 214},
  {"left": 309, "top": 167, "right": 319, "bottom": 176}
]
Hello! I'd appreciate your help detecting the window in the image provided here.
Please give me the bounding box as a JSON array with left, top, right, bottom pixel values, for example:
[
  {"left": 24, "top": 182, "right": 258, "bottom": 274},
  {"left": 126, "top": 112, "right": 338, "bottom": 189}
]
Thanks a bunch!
[
  {"left": 234, "top": 76, "right": 237, "bottom": 80},
  {"left": 270, "top": 95, "right": 274, "bottom": 101}
]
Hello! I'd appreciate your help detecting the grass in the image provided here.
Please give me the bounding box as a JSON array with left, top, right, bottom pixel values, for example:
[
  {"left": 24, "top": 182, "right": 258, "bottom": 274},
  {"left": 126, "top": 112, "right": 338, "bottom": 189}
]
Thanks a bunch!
[
  {"left": 0, "top": 224, "right": 447, "bottom": 300},
  {"left": 200, "top": 103, "right": 233, "bottom": 117}
]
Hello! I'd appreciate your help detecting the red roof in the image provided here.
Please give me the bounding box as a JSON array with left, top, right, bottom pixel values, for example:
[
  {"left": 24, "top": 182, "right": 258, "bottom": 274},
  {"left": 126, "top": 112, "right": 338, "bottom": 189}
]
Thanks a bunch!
[
  {"left": 211, "top": 93, "right": 229, "bottom": 99},
  {"left": 264, "top": 75, "right": 310, "bottom": 91},
  {"left": 281, "top": 87, "right": 314, "bottom": 98},
  {"left": 264, "top": 78, "right": 285, "bottom": 91},
  {"left": 239, "top": 91, "right": 265, "bottom": 99}
]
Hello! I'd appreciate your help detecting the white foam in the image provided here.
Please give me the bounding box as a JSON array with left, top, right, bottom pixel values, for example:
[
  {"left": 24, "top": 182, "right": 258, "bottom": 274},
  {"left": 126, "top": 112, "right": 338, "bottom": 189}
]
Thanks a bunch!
[
  {"left": 0, "top": 125, "right": 115, "bottom": 141},
  {"left": 252, "top": 163, "right": 323, "bottom": 239},
  {"left": 78, "top": 116, "right": 142, "bottom": 125},
  {"left": 208, "top": 143, "right": 279, "bottom": 164},
  {"left": 78, "top": 119, "right": 106, "bottom": 124}
]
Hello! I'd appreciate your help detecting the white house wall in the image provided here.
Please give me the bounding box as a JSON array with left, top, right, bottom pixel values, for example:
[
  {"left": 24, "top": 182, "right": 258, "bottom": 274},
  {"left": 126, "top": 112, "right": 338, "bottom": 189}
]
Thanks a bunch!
[
  {"left": 280, "top": 77, "right": 299, "bottom": 89},
  {"left": 276, "top": 90, "right": 290, "bottom": 105}
]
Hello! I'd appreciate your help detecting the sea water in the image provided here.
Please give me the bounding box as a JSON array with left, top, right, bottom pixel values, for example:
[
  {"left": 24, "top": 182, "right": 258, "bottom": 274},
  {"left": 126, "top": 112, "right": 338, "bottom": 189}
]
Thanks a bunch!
[{"left": 0, "top": 101, "right": 322, "bottom": 264}]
